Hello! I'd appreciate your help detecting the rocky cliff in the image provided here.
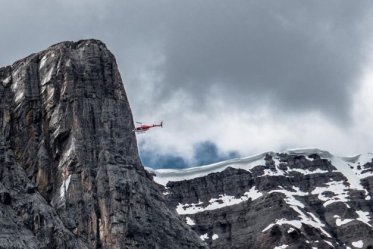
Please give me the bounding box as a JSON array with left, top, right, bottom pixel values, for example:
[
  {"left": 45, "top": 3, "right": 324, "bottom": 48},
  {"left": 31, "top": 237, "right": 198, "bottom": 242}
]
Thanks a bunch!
[
  {"left": 0, "top": 39, "right": 206, "bottom": 249},
  {"left": 2, "top": 39, "right": 373, "bottom": 249},
  {"left": 152, "top": 149, "right": 373, "bottom": 249}
]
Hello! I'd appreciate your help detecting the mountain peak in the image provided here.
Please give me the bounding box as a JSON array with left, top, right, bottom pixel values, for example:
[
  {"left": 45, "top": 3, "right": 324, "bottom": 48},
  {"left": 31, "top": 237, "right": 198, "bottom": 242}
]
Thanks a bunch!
[
  {"left": 157, "top": 148, "right": 373, "bottom": 248},
  {"left": 0, "top": 40, "right": 206, "bottom": 249},
  {"left": 48, "top": 38, "right": 108, "bottom": 49}
]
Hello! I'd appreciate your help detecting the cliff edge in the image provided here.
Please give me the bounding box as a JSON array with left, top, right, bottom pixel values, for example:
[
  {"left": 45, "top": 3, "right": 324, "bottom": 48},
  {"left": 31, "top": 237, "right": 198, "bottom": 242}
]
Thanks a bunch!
[{"left": 0, "top": 39, "right": 206, "bottom": 249}]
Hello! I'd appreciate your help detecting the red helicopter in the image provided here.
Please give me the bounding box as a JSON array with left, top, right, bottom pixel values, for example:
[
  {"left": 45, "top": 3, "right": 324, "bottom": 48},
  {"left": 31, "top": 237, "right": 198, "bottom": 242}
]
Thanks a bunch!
[{"left": 133, "top": 121, "right": 163, "bottom": 133}]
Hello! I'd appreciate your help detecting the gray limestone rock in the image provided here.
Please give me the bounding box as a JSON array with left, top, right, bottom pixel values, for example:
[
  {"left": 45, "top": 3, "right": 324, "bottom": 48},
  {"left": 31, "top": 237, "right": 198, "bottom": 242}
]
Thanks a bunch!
[
  {"left": 0, "top": 39, "right": 206, "bottom": 249},
  {"left": 161, "top": 153, "right": 373, "bottom": 249}
]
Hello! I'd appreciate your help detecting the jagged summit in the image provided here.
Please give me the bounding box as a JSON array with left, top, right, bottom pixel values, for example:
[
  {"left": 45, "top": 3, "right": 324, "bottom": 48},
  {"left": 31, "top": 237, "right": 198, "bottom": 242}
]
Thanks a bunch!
[
  {"left": 156, "top": 148, "right": 373, "bottom": 248},
  {"left": 48, "top": 39, "right": 107, "bottom": 49},
  {"left": 7, "top": 39, "right": 108, "bottom": 68}
]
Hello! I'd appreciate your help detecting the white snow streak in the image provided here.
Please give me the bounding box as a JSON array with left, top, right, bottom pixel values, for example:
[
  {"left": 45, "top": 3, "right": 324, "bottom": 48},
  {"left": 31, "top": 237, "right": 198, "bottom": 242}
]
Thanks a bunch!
[
  {"left": 60, "top": 175, "right": 71, "bottom": 200},
  {"left": 39, "top": 55, "right": 48, "bottom": 69},
  {"left": 333, "top": 215, "right": 354, "bottom": 226},
  {"left": 176, "top": 187, "right": 262, "bottom": 214},
  {"left": 356, "top": 210, "right": 372, "bottom": 227},
  {"left": 274, "top": 245, "right": 288, "bottom": 249},
  {"left": 41, "top": 67, "right": 54, "bottom": 85},
  {"left": 263, "top": 219, "right": 302, "bottom": 232},
  {"left": 288, "top": 168, "right": 329, "bottom": 175},
  {"left": 324, "top": 240, "right": 334, "bottom": 247},
  {"left": 268, "top": 188, "right": 331, "bottom": 238},
  {"left": 39, "top": 52, "right": 55, "bottom": 69},
  {"left": 58, "top": 137, "right": 76, "bottom": 168}
]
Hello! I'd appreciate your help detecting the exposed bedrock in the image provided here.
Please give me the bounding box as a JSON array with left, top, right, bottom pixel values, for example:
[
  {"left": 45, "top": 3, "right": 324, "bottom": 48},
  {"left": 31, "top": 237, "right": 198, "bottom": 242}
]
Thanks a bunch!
[
  {"left": 160, "top": 152, "right": 373, "bottom": 249},
  {"left": 0, "top": 39, "right": 206, "bottom": 249}
]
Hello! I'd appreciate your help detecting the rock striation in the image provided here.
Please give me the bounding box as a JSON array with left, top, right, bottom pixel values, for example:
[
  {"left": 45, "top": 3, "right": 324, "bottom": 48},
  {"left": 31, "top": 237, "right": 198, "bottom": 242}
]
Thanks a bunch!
[
  {"left": 0, "top": 39, "right": 206, "bottom": 249},
  {"left": 153, "top": 149, "right": 373, "bottom": 249}
]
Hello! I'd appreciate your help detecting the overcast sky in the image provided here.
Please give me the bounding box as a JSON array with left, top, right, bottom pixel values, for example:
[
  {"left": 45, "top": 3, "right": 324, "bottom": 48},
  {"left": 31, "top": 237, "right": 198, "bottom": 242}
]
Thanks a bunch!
[{"left": 2, "top": 0, "right": 373, "bottom": 168}]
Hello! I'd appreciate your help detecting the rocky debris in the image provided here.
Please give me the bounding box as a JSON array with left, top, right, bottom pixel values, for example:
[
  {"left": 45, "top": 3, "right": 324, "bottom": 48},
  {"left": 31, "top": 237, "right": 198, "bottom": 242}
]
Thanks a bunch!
[
  {"left": 0, "top": 39, "right": 206, "bottom": 249},
  {"left": 159, "top": 152, "right": 373, "bottom": 249}
]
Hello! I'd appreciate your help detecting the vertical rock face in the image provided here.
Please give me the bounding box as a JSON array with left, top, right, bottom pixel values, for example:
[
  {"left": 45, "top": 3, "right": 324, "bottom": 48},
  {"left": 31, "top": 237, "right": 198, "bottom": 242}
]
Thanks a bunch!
[{"left": 0, "top": 40, "right": 206, "bottom": 249}]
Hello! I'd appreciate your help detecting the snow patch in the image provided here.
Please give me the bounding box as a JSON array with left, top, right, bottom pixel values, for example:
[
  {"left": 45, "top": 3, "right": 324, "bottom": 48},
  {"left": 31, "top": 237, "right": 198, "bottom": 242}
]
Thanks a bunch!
[
  {"left": 185, "top": 216, "right": 195, "bottom": 226},
  {"left": 212, "top": 234, "right": 219, "bottom": 240},
  {"left": 261, "top": 168, "right": 286, "bottom": 177},
  {"left": 333, "top": 215, "right": 354, "bottom": 226},
  {"left": 263, "top": 219, "right": 302, "bottom": 232},
  {"left": 288, "top": 168, "right": 329, "bottom": 175},
  {"left": 285, "top": 148, "right": 372, "bottom": 198},
  {"left": 352, "top": 240, "right": 363, "bottom": 248},
  {"left": 269, "top": 188, "right": 331, "bottom": 238},
  {"left": 311, "top": 181, "right": 350, "bottom": 207},
  {"left": 356, "top": 210, "right": 372, "bottom": 227},
  {"left": 200, "top": 233, "right": 209, "bottom": 241},
  {"left": 176, "top": 187, "right": 262, "bottom": 214},
  {"left": 269, "top": 188, "right": 308, "bottom": 208},
  {"left": 274, "top": 245, "right": 288, "bottom": 249},
  {"left": 2, "top": 76, "right": 11, "bottom": 86},
  {"left": 333, "top": 211, "right": 372, "bottom": 227},
  {"left": 150, "top": 152, "right": 271, "bottom": 185}
]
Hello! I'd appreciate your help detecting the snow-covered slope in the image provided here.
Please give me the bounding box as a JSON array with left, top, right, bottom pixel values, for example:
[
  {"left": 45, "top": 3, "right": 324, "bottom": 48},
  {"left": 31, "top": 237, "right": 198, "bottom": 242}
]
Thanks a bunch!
[
  {"left": 148, "top": 148, "right": 373, "bottom": 189},
  {"left": 146, "top": 151, "right": 270, "bottom": 185},
  {"left": 153, "top": 148, "right": 373, "bottom": 249}
]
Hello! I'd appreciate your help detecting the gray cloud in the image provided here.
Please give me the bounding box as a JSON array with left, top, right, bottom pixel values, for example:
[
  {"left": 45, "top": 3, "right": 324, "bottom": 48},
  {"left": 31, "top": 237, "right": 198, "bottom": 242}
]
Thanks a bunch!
[
  {"left": 159, "top": 1, "right": 373, "bottom": 119},
  {"left": 2, "top": 1, "right": 371, "bottom": 120},
  {"left": 2, "top": 0, "right": 373, "bottom": 165}
]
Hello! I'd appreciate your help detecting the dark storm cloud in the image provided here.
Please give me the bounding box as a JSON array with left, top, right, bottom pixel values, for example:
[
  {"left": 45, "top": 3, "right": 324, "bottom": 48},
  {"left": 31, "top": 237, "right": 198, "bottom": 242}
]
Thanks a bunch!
[
  {"left": 1, "top": 0, "right": 372, "bottom": 118},
  {"left": 2, "top": 0, "right": 373, "bottom": 168},
  {"left": 160, "top": 1, "right": 373, "bottom": 118}
]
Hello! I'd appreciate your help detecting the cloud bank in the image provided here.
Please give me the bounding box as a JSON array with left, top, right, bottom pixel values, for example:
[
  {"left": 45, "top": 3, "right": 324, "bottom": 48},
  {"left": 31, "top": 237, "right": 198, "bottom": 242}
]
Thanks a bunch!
[{"left": 1, "top": 0, "right": 373, "bottom": 168}]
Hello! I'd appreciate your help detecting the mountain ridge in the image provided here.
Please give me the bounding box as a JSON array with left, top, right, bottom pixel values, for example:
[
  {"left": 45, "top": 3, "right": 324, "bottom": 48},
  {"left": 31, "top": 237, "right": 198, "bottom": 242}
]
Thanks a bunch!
[
  {"left": 155, "top": 148, "right": 373, "bottom": 248},
  {"left": 148, "top": 148, "right": 373, "bottom": 186}
]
